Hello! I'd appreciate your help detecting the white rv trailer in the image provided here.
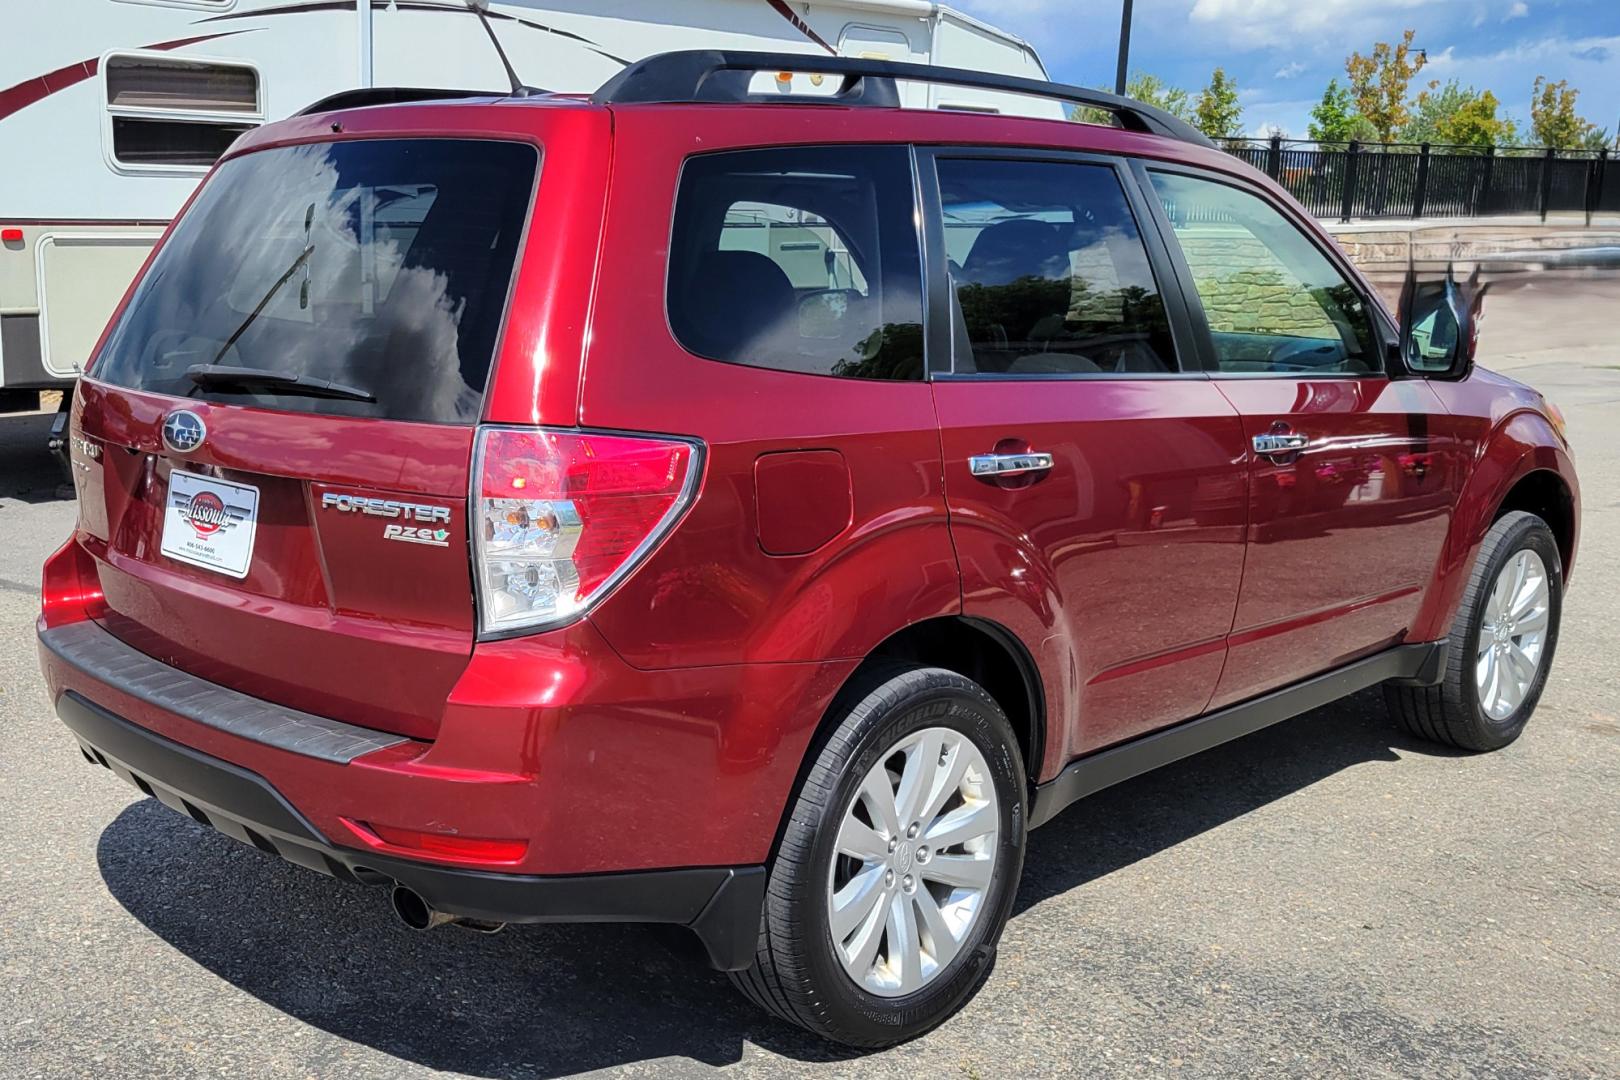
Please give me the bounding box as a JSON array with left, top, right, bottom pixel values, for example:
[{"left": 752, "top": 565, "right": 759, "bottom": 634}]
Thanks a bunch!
[{"left": 0, "top": 0, "right": 1059, "bottom": 405}]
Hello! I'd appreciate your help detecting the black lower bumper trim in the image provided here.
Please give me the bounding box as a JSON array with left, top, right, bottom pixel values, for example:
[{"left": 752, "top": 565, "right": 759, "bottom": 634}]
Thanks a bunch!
[{"left": 55, "top": 691, "right": 766, "bottom": 971}]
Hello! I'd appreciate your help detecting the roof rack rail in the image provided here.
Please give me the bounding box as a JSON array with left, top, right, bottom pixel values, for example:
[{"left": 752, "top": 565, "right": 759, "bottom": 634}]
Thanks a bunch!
[
  {"left": 297, "top": 86, "right": 507, "bottom": 116},
  {"left": 590, "top": 50, "right": 1215, "bottom": 149}
]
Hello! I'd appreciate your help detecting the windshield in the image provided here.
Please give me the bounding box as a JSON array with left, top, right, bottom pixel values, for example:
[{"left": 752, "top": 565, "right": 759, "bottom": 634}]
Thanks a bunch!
[{"left": 92, "top": 138, "right": 537, "bottom": 423}]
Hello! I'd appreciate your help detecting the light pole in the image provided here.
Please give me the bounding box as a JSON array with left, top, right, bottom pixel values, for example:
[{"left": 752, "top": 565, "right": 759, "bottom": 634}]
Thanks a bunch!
[{"left": 1115, "top": 0, "right": 1134, "bottom": 96}]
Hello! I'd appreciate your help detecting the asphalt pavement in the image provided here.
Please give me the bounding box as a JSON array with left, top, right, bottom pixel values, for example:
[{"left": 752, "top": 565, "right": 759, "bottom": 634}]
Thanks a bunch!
[{"left": 0, "top": 275, "right": 1615, "bottom": 1079}]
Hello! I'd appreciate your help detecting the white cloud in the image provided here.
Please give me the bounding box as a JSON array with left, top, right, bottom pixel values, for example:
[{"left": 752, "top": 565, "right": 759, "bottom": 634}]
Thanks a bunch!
[
  {"left": 1505, "top": 2, "right": 1529, "bottom": 19},
  {"left": 1420, "top": 45, "right": 1457, "bottom": 69},
  {"left": 1439, "top": 34, "right": 1620, "bottom": 67},
  {"left": 1275, "top": 61, "right": 1306, "bottom": 79},
  {"left": 1189, "top": 0, "right": 1444, "bottom": 48}
]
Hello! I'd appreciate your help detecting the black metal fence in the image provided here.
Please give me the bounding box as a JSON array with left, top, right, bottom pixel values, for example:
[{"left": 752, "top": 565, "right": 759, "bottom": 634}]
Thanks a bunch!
[{"left": 1219, "top": 138, "right": 1619, "bottom": 223}]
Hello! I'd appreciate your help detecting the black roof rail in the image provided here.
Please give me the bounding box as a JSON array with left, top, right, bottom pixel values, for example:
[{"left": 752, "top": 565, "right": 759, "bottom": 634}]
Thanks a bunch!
[
  {"left": 297, "top": 87, "right": 508, "bottom": 116},
  {"left": 590, "top": 50, "right": 1216, "bottom": 149}
]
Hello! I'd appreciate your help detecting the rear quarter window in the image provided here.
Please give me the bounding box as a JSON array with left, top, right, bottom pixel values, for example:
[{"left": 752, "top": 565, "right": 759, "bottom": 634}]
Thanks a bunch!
[
  {"left": 92, "top": 138, "right": 537, "bottom": 423},
  {"left": 666, "top": 146, "right": 925, "bottom": 381}
]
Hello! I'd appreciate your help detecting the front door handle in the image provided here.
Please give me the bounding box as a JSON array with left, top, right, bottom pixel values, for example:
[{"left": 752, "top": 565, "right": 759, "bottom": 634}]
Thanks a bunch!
[
  {"left": 969, "top": 451, "right": 1054, "bottom": 477},
  {"left": 1252, "top": 432, "right": 1310, "bottom": 457}
]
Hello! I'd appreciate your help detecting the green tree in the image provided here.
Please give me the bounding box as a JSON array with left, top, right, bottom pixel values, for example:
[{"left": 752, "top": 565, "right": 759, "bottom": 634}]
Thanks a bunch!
[
  {"left": 1345, "top": 28, "right": 1427, "bottom": 142},
  {"left": 1074, "top": 73, "right": 1193, "bottom": 126},
  {"left": 1530, "top": 76, "right": 1598, "bottom": 148},
  {"left": 1440, "top": 90, "right": 1517, "bottom": 148},
  {"left": 1307, "top": 79, "right": 1377, "bottom": 143},
  {"left": 1193, "top": 67, "right": 1243, "bottom": 140},
  {"left": 1402, "top": 80, "right": 1463, "bottom": 141},
  {"left": 1580, "top": 127, "right": 1615, "bottom": 152},
  {"left": 1125, "top": 73, "right": 1193, "bottom": 121},
  {"left": 1405, "top": 80, "right": 1517, "bottom": 147}
]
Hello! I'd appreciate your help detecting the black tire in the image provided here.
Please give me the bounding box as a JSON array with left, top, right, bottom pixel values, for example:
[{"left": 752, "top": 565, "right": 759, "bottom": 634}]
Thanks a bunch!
[
  {"left": 730, "top": 663, "right": 1027, "bottom": 1047},
  {"left": 1385, "top": 511, "right": 1563, "bottom": 751}
]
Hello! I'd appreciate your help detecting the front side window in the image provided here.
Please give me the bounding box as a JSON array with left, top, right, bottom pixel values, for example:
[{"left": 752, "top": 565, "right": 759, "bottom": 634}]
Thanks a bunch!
[
  {"left": 936, "top": 158, "right": 1177, "bottom": 376},
  {"left": 1148, "top": 171, "right": 1379, "bottom": 375},
  {"left": 667, "top": 146, "right": 924, "bottom": 381}
]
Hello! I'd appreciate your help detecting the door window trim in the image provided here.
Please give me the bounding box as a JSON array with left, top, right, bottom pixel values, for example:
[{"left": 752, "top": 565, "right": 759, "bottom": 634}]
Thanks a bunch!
[
  {"left": 915, "top": 145, "right": 1209, "bottom": 383},
  {"left": 1129, "top": 158, "right": 1397, "bottom": 380}
]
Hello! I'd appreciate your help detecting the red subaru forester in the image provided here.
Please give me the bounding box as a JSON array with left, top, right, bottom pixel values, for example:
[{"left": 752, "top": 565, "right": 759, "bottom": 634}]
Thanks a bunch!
[{"left": 38, "top": 53, "right": 1579, "bottom": 1046}]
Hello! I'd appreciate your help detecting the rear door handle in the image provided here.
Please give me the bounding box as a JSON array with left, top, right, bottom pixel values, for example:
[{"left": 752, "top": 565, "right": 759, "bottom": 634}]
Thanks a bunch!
[
  {"left": 969, "top": 452, "right": 1054, "bottom": 477},
  {"left": 1252, "top": 432, "right": 1310, "bottom": 457}
]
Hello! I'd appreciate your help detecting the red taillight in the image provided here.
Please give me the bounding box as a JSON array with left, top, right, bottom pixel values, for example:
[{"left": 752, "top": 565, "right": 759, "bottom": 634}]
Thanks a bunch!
[
  {"left": 341, "top": 819, "right": 529, "bottom": 865},
  {"left": 1, "top": 228, "right": 23, "bottom": 244},
  {"left": 472, "top": 426, "right": 700, "bottom": 637},
  {"left": 39, "top": 538, "right": 104, "bottom": 630}
]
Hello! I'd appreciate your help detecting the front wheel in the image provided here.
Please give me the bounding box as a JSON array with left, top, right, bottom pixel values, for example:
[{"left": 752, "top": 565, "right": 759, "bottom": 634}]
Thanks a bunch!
[
  {"left": 730, "top": 664, "right": 1027, "bottom": 1047},
  {"left": 1386, "top": 511, "right": 1563, "bottom": 751}
]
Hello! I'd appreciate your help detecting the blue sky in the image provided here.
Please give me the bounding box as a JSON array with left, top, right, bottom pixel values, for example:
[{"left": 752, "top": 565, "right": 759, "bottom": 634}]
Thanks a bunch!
[{"left": 956, "top": 0, "right": 1620, "bottom": 140}]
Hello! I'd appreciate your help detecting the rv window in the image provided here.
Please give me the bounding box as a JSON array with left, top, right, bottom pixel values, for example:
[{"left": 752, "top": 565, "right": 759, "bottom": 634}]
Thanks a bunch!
[
  {"left": 111, "top": 119, "right": 253, "bottom": 168},
  {"left": 104, "top": 52, "right": 262, "bottom": 171},
  {"left": 106, "top": 56, "right": 259, "bottom": 113}
]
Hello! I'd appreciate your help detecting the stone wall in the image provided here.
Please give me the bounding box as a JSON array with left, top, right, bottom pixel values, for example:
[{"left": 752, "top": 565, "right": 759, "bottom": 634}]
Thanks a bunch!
[{"left": 1174, "top": 227, "right": 1340, "bottom": 336}]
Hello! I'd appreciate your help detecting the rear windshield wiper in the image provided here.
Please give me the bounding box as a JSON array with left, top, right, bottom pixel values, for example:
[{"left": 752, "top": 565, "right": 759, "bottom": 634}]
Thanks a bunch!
[{"left": 185, "top": 364, "right": 376, "bottom": 403}]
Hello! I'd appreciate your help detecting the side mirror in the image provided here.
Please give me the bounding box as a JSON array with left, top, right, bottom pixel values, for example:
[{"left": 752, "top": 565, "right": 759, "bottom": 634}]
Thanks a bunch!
[{"left": 1395, "top": 262, "right": 1486, "bottom": 380}]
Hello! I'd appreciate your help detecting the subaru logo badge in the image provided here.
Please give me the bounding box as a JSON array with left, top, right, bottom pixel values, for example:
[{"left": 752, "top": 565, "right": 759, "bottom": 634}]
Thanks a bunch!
[{"left": 162, "top": 410, "right": 207, "bottom": 454}]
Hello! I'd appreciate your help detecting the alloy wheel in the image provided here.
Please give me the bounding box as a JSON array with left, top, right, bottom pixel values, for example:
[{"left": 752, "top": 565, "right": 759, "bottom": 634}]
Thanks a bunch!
[
  {"left": 1476, "top": 548, "right": 1551, "bottom": 721},
  {"left": 826, "top": 727, "right": 1000, "bottom": 997}
]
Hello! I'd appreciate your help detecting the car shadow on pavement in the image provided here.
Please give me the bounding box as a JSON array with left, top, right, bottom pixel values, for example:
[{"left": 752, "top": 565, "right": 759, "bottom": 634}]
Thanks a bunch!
[
  {"left": 0, "top": 411, "right": 72, "bottom": 503},
  {"left": 96, "top": 686, "right": 1458, "bottom": 1077},
  {"left": 1012, "top": 686, "right": 1464, "bottom": 916}
]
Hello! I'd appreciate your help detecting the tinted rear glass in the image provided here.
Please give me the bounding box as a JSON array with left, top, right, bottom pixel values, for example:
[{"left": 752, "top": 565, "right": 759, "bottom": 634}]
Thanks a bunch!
[
  {"left": 93, "top": 138, "right": 536, "bottom": 423},
  {"left": 666, "top": 146, "right": 925, "bottom": 381}
]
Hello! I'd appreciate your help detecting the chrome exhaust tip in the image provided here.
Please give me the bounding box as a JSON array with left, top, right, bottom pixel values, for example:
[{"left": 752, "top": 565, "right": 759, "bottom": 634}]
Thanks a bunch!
[
  {"left": 390, "top": 884, "right": 456, "bottom": 931},
  {"left": 389, "top": 884, "right": 504, "bottom": 934}
]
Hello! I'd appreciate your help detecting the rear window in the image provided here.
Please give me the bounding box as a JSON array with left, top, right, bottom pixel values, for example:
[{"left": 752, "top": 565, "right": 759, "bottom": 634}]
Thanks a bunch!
[
  {"left": 93, "top": 138, "right": 537, "bottom": 423},
  {"left": 666, "top": 146, "right": 924, "bottom": 381}
]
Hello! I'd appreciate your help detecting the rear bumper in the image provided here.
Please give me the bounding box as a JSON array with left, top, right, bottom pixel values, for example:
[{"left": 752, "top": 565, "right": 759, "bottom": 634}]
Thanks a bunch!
[
  {"left": 34, "top": 607, "right": 858, "bottom": 969},
  {"left": 53, "top": 687, "right": 765, "bottom": 970},
  {"left": 37, "top": 595, "right": 854, "bottom": 877}
]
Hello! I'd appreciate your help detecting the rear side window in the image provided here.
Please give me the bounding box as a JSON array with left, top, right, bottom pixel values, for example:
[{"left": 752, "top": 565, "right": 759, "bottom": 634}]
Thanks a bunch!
[
  {"left": 93, "top": 139, "right": 536, "bottom": 423},
  {"left": 667, "top": 146, "right": 924, "bottom": 380},
  {"left": 937, "top": 158, "right": 1177, "bottom": 376}
]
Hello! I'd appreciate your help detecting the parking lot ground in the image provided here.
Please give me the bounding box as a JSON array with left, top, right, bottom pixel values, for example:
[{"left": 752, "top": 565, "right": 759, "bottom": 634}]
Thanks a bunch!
[{"left": 1, "top": 275, "right": 1616, "bottom": 1079}]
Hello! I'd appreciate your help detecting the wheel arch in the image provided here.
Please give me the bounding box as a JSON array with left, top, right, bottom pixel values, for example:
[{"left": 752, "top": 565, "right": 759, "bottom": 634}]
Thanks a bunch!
[
  {"left": 1413, "top": 410, "right": 1579, "bottom": 641},
  {"left": 866, "top": 616, "right": 1047, "bottom": 786},
  {"left": 1492, "top": 468, "right": 1576, "bottom": 578},
  {"left": 763, "top": 615, "right": 1047, "bottom": 865}
]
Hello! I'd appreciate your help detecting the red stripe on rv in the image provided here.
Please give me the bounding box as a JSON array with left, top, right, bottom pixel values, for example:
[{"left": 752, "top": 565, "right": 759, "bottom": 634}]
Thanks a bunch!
[
  {"left": 0, "top": 31, "right": 252, "bottom": 124},
  {"left": 761, "top": 0, "right": 836, "bottom": 54}
]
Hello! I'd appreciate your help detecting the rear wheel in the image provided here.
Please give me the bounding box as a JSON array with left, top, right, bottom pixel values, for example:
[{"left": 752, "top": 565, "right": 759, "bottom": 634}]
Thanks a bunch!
[
  {"left": 730, "top": 664, "right": 1026, "bottom": 1047},
  {"left": 1385, "top": 511, "right": 1562, "bottom": 751}
]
